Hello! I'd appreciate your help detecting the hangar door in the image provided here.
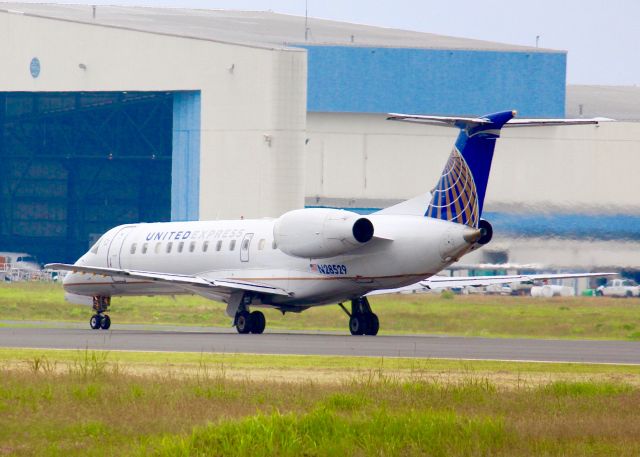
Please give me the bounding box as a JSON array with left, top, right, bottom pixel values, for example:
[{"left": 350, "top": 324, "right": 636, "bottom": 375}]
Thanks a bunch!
[{"left": 0, "top": 92, "right": 174, "bottom": 264}]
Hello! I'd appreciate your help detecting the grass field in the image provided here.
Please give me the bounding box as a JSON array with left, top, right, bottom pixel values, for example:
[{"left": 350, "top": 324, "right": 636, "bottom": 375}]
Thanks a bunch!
[
  {"left": 1, "top": 348, "right": 639, "bottom": 456},
  {"left": 1, "top": 282, "right": 640, "bottom": 339}
]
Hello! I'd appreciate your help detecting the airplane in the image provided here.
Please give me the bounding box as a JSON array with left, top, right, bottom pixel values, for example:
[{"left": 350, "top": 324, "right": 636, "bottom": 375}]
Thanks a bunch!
[{"left": 46, "top": 110, "right": 615, "bottom": 335}]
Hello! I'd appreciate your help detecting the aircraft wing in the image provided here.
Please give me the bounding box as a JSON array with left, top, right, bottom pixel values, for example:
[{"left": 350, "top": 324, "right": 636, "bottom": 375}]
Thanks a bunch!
[
  {"left": 45, "top": 263, "right": 292, "bottom": 297},
  {"left": 367, "top": 272, "right": 617, "bottom": 296}
]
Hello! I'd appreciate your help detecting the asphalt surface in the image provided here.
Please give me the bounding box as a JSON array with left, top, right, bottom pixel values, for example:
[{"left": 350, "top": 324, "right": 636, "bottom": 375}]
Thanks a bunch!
[{"left": 1, "top": 324, "right": 640, "bottom": 364}]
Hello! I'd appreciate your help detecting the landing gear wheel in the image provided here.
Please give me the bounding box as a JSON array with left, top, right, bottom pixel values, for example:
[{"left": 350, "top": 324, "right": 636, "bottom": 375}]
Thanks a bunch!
[
  {"left": 90, "top": 314, "right": 102, "bottom": 330},
  {"left": 100, "top": 315, "right": 111, "bottom": 330},
  {"left": 235, "top": 311, "right": 252, "bottom": 334},
  {"left": 364, "top": 313, "right": 379, "bottom": 336},
  {"left": 349, "top": 315, "right": 366, "bottom": 336},
  {"left": 343, "top": 297, "right": 380, "bottom": 336},
  {"left": 250, "top": 311, "right": 266, "bottom": 334}
]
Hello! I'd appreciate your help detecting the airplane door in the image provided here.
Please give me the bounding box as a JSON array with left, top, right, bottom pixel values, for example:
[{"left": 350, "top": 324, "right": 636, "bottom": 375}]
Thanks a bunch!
[
  {"left": 240, "top": 233, "right": 254, "bottom": 262},
  {"left": 107, "top": 226, "right": 135, "bottom": 270}
]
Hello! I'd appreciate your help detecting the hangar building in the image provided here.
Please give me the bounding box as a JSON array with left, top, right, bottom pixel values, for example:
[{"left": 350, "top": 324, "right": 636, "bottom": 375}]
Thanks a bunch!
[{"left": 1, "top": 3, "right": 638, "bottom": 272}]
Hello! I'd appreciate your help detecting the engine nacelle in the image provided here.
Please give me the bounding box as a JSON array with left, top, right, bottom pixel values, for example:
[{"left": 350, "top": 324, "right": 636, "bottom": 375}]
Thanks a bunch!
[
  {"left": 273, "top": 208, "right": 374, "bottom": 259},
  {"left": 477, "top": 219, "right": 493, "bottom": 245}
]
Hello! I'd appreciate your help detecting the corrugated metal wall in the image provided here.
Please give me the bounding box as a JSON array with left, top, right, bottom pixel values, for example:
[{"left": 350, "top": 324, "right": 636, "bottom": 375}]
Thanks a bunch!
[
  {"left": 171, "top": 91, "right": 201, "bottom": 222},
  {"left": 304, "top": 46, "right": 566, "bottom": 117}
]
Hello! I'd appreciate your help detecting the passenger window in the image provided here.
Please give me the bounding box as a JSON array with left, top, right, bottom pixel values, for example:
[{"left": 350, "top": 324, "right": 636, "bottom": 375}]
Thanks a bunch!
[
  {"left": 258, "top": 239, "right": 266, "bottom": 250},
  {"left": 272, "top": 240, "right": 277, "bottom": 249},
  {"left": 166, "top": 242, "right": 173, "bottom": 253},
  {"left": 155, "top": 242, "right": 161, "bottom": 254},
  {"left": 216, "top": 240, "right": 223, "bottom": 251},
  {"left": 142, "top": 243, "right": 148, "bottom": 254},
  {"left": 130, "top": 243, "right": 137, "bottom": 255},
  {"left": 242, "top": 239, "right": 250, "bottom": 250},
  {"left": 178, "top": 241, "right": 184, "bottom": 253},
  {"left": 189, "top": 241, "right": 196, "bottom": 253},
  {"left": 229, "top": 240, "right": 236, "bottom": 251},
  {"left": 203, "top": 241, "right": 209, "bottom": 252}
]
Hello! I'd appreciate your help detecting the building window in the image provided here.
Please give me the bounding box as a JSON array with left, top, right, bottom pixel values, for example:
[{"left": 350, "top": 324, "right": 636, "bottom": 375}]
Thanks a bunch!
[
  {"left": 189, "top": 241, "right": 196, "bottom": 253},
  {"left": 130, "top": 243, "right": 137, "bottom": 255},
  {"left": 229, "top": 240, "right": 236, "bottom": 251},
  {"left": 203, "top": 241, "right": 209, "bottom": 252},
  {"left": 178, "top": 241, "right": 184, "bottom": 253},
  {"left": 166, "top": 242, "right": 173, "bottom": 253},
  {"left": 142, "top": 243, "right": 148, "bottom": 254},
  {"left": 258, "top": 239, "right": 266, "bottom": 250},
  {"left": 216, "top": 240, "right": 223, "bottom": 251}
]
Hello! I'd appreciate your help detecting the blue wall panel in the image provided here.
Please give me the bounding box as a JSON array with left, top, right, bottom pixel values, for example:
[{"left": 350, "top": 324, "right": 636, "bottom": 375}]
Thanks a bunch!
[
  {"left": 171, "top": 91, "right": 201, "bottom": 221},
  {"left": 308, "top": 206, "right": 640, "bottom": 241},
  {"left": 303, "top": 46, "right": 566, "bottom": 117}
]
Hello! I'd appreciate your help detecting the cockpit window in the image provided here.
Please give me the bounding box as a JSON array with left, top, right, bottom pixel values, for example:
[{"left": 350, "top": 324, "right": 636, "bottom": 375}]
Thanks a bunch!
[{"left": 90, "top": 238, "right": 103, "bottom": 255}]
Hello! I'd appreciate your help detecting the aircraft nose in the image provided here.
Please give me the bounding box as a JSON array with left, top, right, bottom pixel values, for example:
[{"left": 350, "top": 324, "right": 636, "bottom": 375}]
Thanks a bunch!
[{"left": 62, "top": 271, "right": 77, "bottom": 288}]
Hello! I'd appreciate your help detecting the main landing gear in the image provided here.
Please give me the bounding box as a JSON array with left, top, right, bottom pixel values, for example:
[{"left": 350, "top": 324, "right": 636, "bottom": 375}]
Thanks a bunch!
[
  {"left": 234, "top": 310, "right": 266, "bottom": 334},
  {"left": 231, "top": 294, "right": 266, "bottom": 334},
  {"left": 339, "top": 297, "right": 379, "bottom": 336},
  {"left": 90, "top": 296, "right": 111, "bottom": 330}
]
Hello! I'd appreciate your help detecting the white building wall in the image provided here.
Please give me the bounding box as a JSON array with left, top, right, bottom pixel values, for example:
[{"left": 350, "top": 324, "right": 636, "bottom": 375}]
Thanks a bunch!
[{"left": 0, "top": 10, "right": 307, "bottom": 220}]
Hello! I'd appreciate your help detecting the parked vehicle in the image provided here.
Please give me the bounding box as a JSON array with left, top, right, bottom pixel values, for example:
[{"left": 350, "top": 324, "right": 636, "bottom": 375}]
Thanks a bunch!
[
  {"left": 596, "top": 279, "right": 640, "bottom": 298},
  {"left": 0, "top": 252, "right": 41, "bottom": 271}
]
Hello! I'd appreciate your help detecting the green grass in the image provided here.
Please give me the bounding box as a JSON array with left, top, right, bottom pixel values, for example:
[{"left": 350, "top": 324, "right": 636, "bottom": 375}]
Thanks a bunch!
[
  {"left": 2, "top": 282, "right": 640, "bottom": 339},
  {"left": 1, "top": 349, "right": 640, "bottom": 456},
  {"left": 143, "top": 409, "right": 507, "bottom": 457},
  {"left": 2, "top": 348, "right": 640, "bottom": 377}
]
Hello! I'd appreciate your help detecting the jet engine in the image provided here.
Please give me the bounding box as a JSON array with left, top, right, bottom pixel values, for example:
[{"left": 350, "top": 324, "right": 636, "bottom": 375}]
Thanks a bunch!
[
  {"left": 477, "top": 219, "right": 493, "bottom": 245},
  {"left": 273, "top": 208, "right": 375, "bottom": 258}
]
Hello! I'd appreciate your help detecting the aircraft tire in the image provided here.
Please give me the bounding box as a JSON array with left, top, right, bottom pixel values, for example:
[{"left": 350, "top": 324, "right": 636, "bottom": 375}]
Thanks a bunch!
[
  {"left": 349, "top": 315, "right": 366, "bottom": 335},
  {"left": 365, "top": 313, "right": 379, "bottom": 336},
  {"left": 90, "top": 314, "right": 102, "bottom": 330},
  {"left": 100, "top": 315, "right": 111, "bottom": 330},
  {"left": 250, "top": 311, "right": 266, "bottom": 334},
  {"left": 235, "top": 311, "right": 252, "bottom": 334}
]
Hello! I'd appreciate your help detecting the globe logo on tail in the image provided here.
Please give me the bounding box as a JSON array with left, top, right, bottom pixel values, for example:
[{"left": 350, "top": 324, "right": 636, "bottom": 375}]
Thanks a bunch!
[{"left": 426, "top": 148, "right": 479, "bottom": 228}]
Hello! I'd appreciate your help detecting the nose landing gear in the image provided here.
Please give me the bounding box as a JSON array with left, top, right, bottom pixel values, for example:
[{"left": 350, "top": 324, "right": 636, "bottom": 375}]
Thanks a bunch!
[
  {"left": 339, "top": 297, "right": 379, "bottom": 336},
  {"left": 90, "top": 296, "right": 111, "bottom": 330}
]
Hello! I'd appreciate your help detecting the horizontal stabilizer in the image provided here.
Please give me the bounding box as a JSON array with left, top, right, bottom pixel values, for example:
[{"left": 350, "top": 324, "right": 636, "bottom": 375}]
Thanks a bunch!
[{"left": 387, "top": 113, "right": 613, "bottom": 128}]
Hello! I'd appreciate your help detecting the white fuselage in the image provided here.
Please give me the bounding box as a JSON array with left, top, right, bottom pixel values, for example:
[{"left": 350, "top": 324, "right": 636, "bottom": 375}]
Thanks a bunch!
[{"left": 63, "top": 215, "right": 476, "bottom": 309}]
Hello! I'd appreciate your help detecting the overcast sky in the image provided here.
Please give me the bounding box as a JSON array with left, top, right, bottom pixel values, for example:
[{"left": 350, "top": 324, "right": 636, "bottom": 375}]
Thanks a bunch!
[{"left": 8, "top": 0, "right": 640, "bottom": 86}]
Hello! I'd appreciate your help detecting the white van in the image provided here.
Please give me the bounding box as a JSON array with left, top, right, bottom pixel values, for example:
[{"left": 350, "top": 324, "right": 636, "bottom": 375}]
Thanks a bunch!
[{"left": 0, "top": 252, "right": 42, "bottom": 272}]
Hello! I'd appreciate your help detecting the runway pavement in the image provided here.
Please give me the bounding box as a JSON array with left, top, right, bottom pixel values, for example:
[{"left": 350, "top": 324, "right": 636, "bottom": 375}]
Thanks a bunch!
[{"left": 1, "top": 324, "right": 640, "bottom": 364}]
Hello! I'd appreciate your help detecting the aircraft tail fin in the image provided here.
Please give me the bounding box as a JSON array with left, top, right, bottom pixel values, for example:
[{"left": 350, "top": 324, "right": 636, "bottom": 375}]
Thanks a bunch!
[{"left": 380, "top": 112, "right": 611, "bottom": 225}]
